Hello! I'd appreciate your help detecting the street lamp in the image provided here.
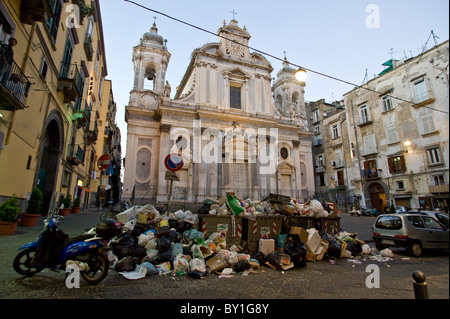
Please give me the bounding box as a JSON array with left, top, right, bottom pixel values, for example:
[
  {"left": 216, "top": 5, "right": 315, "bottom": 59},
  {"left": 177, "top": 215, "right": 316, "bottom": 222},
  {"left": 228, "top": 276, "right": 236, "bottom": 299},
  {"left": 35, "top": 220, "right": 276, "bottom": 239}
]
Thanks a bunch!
[{"left": 295, "top": 67, "right": 307, "bottom": 83}]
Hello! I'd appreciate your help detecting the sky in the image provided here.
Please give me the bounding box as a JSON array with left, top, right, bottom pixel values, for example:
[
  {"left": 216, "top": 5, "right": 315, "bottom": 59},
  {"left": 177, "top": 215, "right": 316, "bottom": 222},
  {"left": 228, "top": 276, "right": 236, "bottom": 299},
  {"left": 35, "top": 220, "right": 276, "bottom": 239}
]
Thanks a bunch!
[{"left": 98, "top": 0, "right": 449, "bottom": 161}]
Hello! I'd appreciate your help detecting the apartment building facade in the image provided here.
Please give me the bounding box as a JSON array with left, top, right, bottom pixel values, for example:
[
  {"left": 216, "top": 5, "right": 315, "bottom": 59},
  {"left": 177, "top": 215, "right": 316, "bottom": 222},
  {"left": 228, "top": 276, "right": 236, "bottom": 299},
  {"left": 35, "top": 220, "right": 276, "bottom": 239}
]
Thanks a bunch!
[
  {"left": 0, "top": 0, "right": 121, "bottom": 213},
  {"left": 344, "top": 41, "right": 449, "bottom": 212}
]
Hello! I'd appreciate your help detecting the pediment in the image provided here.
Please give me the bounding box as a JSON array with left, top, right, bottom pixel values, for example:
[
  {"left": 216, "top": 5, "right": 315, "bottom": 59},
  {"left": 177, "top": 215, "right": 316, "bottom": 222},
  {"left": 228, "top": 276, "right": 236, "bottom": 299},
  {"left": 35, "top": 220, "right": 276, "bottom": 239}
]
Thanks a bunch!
[{"left": 223, "top": 67, "right": 251, "bottom": 79}]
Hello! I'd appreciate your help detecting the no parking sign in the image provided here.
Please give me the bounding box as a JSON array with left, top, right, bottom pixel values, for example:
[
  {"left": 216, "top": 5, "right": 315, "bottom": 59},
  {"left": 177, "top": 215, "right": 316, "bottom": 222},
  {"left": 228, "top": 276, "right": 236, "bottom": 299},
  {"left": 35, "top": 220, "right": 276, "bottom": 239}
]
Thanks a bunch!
[{"left": 164, "top": 153, "right": 184, "bottom": 172}]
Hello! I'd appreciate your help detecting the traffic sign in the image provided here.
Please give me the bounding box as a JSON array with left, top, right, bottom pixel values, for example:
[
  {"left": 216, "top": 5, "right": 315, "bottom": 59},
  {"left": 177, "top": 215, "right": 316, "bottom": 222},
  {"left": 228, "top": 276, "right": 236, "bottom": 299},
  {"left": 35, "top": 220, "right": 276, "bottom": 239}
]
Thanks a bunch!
[
  {"left": 97, "top": 154, "right": 111, "bottom": 171},
  {"left": 164, "top": 153, "right": 184, "bottom": 172}
]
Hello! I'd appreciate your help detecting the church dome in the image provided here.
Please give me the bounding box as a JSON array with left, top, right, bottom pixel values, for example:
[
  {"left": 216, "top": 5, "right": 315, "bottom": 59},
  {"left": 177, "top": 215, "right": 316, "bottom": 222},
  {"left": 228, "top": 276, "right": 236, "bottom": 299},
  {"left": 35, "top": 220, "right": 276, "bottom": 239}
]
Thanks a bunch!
[{"left": 142, "top": 24, "right": 164, "bottom": 46}]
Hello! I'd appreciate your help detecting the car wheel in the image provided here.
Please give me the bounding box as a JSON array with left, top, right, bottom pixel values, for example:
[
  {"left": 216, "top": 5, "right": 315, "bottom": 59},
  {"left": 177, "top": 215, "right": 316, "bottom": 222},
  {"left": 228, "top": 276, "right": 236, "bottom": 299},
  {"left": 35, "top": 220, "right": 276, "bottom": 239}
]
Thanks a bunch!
[{"left": 409, "top": 241, "right": 422, "bottom": 257}]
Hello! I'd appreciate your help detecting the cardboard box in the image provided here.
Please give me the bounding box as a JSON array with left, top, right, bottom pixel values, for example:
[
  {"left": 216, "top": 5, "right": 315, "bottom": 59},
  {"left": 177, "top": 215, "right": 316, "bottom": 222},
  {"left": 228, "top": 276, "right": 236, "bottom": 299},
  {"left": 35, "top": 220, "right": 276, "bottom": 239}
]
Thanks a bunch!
[
  {"left": 289, "top": 226, "right": 309, "bottom": 244},
  {"left": 306, "top": 251, "right": 316, "bottom": 262},
  {"left": 259, "top": 239, "right": 275, "bottom": 256},
  {"left": 306, "top": 228, "right": 321, "bottom": 253},
  {"left": 314, "top": 240, "right": 329, "bottom": 261},
  {"left": 206, "top": 255, "right": 228, "bottom": 273}
]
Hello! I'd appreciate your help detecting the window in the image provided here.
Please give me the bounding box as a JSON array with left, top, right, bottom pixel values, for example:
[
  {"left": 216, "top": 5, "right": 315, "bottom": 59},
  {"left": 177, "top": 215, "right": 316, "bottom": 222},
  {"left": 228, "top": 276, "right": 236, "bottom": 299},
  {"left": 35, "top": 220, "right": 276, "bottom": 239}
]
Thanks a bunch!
[
  {"left": 364, "top": 159, "right": 378, "bottom": 178},
  {"left": 382, "top": 95, "right": 393, "bottom": 112},
  {"left": 337, "top": 170, "right": 344, "bottom": 186},
  {"left": 427, "top": 147, "right": 442, "bottom": 165},
  {"left": 280, "top": 147, "right": 289, "bottom": 160},
  {"left": 334, "top": 149, "right": 343, "bottom": 167},
  {"left": 314, "top": 125, "right": 320, "bottom": 134},
  {"left": 376, "top": 216, "right": 402, "bottom": 229},
  {"left": 423, "top": 216, "right": 444, "bottom": 230},
  {"left": 332, "top": 124, "right": 340, "bottom": 139},
  {"left": 386, "top": 124, "right": 399, "bottom": 144},
  {"left": 60, "top": 32, "right": 74, "bottom": 78},
  {"left": 363, "top": 134, "right": 377, "bottom": 155},
  {"left": 46, "top": 0, "right": 62, "bottom": 42},
  {"left": 407, "top": 216, "right": 424, "bottom": 228},
  {"left": 0, "top": 10, "right": 13, "bottom": 43},
  {"left": 317, "top": 154, "right": 324, "bottom": 168},
  {"left": 312, "top": 110, "right": 319, "bottom": 122},
  {"left": 318, "top": 174, "right": 325, "bottom": 186},
  {"left": 359, "top": 104, "right": 371, "bottom": 124},
  {"left": 414, "top": 78, "right": 429, "bottom": 102},
  {"left": 396, "top": 180, "right": 405, "bottom": 190},
  {"left": 388, "top": 155, "right": 406, "bottom": 174},
  {"left": 431, "top": 173, "right": 445, "bottom": 186},
  {"left": 230, "top": 86, "right": 241, "bottom": 109},
  {"left": 420, "top": 112, "right": 435, "bottom": 134},
  {"left": 39, "top": 55, "right": 48, "bottom": 81}
]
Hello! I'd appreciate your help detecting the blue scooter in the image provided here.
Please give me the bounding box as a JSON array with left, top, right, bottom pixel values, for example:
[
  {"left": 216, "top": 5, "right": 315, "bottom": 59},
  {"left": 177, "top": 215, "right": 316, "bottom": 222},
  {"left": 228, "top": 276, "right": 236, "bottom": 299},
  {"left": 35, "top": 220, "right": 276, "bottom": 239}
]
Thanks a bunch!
[{"left": 13, "top": 206, "right": 121, "bottom": 284}]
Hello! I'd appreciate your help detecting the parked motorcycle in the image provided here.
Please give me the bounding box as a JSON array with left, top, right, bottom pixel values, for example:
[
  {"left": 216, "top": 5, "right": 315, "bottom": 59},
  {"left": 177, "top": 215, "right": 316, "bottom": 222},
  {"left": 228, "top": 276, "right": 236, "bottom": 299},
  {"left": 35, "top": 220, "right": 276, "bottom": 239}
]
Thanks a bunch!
[{"left": 13, "top": 205, "right": 121, "bottom": 284}]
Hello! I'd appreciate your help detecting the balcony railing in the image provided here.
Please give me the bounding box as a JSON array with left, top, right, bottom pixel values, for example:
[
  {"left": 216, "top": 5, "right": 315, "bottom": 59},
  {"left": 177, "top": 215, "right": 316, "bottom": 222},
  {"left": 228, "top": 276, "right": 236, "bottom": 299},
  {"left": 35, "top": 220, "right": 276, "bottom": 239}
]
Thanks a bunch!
[
  {"left": 20, "top": 0, "right": 53, "bottom": 25},
  {"left": 57, "top": 63, "right": 84, "bottom": 103},
  {"left": 429, "top": 184, "right": 449, "bottom": 194},
  {"left": 0, "top": 44, "right": 31, "bottom": 110}
]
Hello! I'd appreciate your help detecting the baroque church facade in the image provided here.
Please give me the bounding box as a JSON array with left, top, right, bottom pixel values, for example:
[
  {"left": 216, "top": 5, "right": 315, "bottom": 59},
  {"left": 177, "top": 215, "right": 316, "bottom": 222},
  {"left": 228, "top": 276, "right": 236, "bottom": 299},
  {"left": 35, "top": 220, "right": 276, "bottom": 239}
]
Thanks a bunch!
[{"left": 123, "top": 19, "right": 315, "bottom": 205}]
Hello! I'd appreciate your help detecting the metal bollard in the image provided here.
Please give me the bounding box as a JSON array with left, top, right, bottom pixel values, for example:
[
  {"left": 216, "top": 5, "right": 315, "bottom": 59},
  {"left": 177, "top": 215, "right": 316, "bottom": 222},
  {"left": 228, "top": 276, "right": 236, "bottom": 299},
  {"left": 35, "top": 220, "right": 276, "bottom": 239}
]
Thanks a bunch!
[{"left": 412, "top": 270, "right": 429, "bottom": 299}]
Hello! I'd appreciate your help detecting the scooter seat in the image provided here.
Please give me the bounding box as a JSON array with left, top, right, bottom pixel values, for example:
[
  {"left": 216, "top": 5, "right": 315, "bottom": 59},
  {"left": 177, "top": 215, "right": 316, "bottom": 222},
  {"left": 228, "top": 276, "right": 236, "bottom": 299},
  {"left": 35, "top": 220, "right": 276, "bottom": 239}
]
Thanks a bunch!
[{"left": 64, "top": 233, "right": 96, "bottom": 247}]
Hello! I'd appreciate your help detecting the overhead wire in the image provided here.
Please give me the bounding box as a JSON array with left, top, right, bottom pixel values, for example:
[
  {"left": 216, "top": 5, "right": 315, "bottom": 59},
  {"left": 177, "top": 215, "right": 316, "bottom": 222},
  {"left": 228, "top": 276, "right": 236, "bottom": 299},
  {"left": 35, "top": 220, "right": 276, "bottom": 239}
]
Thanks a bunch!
[{"left": 124, "top": 0, "right": 449, "bottom": 115}]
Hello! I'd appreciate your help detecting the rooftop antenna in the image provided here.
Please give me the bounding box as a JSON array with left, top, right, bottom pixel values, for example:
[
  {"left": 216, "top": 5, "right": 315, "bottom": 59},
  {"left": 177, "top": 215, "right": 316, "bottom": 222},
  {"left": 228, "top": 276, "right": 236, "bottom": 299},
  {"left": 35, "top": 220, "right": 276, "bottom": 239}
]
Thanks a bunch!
[
  {"left": 389, "top": 48, "right": 397, "bottom": 59},
  {"left": 361, "top": 68, "right": 368, "bottom": 85},
  {"left": 421, "top": 30, "right": 440, "bottom": 54}
]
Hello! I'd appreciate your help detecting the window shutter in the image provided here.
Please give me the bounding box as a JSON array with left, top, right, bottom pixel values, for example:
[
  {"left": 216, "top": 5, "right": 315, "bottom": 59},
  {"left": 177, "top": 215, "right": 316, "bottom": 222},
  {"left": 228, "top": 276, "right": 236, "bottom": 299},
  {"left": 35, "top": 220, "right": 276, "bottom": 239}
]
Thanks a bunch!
[
  {"left": 388, "top": 157, "right": 394, "bottom": 174},
  {"left": 400, "top": 155, "right": 406, "bottom": 172}
]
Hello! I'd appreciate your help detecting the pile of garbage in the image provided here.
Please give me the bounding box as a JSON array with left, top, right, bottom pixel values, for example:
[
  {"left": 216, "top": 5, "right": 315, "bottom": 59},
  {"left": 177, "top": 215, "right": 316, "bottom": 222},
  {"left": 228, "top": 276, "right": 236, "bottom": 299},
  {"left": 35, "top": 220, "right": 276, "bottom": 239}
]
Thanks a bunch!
[
  {"left": 108, "top": 204, "right": 269, "bottom": 279},
  {"left": 198, "top": 192, "right": 337, "bottom": 218}
]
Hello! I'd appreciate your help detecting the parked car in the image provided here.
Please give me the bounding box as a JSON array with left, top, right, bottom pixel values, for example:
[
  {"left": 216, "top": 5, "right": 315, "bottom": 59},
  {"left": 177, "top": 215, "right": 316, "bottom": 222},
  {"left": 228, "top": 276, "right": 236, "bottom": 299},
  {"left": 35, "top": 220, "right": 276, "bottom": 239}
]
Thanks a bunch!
[
  {"left": 372, "top": 214, "right": 449, "bottom": 257},
  {"left": 397, "top": 210, "right": 449, "bottom": 228}
]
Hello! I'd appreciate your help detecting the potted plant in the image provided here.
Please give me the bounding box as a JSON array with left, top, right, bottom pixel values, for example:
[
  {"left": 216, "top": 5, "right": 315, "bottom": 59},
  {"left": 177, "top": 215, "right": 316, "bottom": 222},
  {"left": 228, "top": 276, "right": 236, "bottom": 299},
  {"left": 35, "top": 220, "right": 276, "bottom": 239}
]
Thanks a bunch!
[
  {"left": 60, "top": 194, "right": 72, "bottom": 216},
  {"left": 0, "top": 195, "right": 20, "bottom": 236},
  {"left": 21, "top": 188, "right": 43, "bottom": 227},
  {"left": 72, "top": 196, "right": 81, "bottom": 214}
]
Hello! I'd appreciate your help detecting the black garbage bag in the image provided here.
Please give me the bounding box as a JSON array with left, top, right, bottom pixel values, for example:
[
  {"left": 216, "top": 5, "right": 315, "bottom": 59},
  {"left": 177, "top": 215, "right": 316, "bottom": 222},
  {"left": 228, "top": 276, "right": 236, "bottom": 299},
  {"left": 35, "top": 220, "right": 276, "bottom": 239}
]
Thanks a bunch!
[
  {"left": 169, "top": 229, "right": 182, "bottom": 243},
  {"left": 283, "top": 234, "right": 307, "bottom": 267},
  {"left": 197, "top": 202, "right": 212, "bottom": 214},
  {"left": 111, "top": 235, "right": 138, "bottom": 259},
  {"left": 251, "top": 251, "right": 266, "bottom": 265},
  {"left": 116, "top": 256, "right": 135, "bottom": 272},
  {"left": 154, "top": 248, "right": 173, "bottom": 264},
  {"left": 267, "top": 251, "right": 291, "bottom": 270},
  {"left": 346, "top": 241, "right": 362, "bottom": 256},
  {"left": 235, "top": 259, "right": 250, "bottom": 272},
  {"left": 319, "top": 231, "right": 341, "bottom": 259},
  {"left": 157, "top": 236, "right": 172, "bottom": 252},
  {"left": 130, "top": 245, "right": 147, "bottom": 259},
  {"left": 155, "top": 226, "right": 170, "bottom": 238}
]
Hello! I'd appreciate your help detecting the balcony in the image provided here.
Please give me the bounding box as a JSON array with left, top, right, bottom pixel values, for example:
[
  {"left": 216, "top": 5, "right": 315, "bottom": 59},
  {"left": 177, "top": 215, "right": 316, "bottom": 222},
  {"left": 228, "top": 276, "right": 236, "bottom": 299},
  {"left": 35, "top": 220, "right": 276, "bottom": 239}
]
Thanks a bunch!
[
  {"left": 20, "top": 0, "right": 52, "bottom": 25},
  {"left": 67, "top": 144, "right": 85, "bottom": 166},
  {"left": 429, "top": 184, "right": 449, "bottom": 194},
  {"left": 84, "top": 36, "right": 94, "bottom": 61},
  {"left": 57, "top": 63, "right": 84, "bottom": 103},
  {"left": 72, "top": 99, "right": 89, "bottom": 127},
  {"left": 0, "top": 44, "right": 31, "bottom": 111},
  {"left": 84, "top": 109, "right": 98, "bottom": 144}
]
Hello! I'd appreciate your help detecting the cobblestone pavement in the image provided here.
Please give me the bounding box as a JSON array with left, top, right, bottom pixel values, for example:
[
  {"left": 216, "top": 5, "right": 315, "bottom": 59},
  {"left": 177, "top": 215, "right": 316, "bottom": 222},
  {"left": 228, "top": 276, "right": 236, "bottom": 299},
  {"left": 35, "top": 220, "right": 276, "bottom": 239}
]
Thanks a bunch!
[{"left": 0, "top": 208, "right": 448, "bottom": 301}]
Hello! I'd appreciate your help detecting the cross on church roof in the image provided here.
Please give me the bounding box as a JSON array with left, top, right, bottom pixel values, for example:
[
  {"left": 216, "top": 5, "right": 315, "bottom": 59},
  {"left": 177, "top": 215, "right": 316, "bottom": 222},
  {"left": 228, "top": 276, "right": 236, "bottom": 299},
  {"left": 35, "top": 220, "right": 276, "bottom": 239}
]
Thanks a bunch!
[
  {"left": 230, "top": 10, "right": 237, "bottom": 20},
  {"left": 153, "top": 16, "right": 157, "bottom": 24}
]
